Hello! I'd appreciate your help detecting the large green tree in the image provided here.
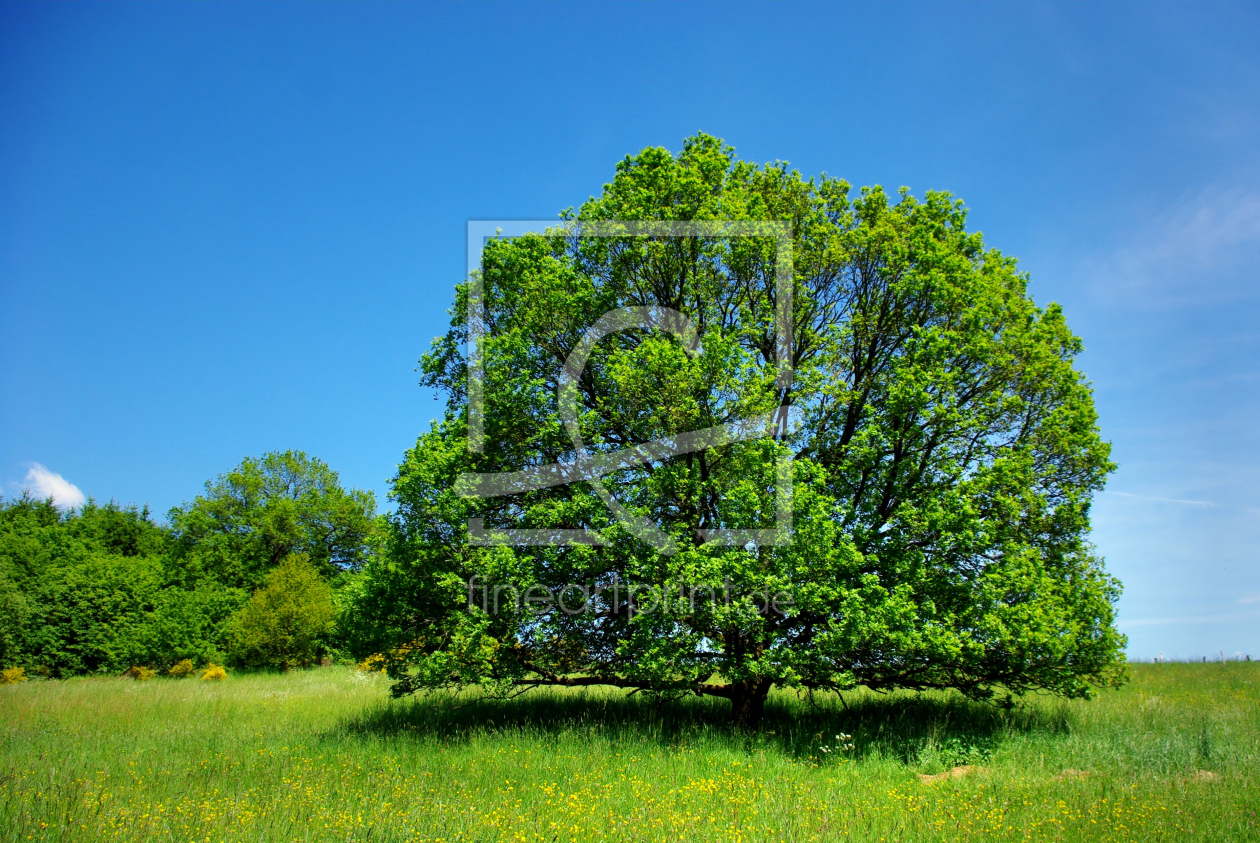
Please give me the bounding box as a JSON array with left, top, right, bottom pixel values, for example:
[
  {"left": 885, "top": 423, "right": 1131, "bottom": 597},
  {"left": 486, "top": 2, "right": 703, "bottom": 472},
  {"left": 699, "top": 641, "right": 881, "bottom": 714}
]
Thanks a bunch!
[{"left": 351, "top": 135, "right": 1125, "bottom": 725}]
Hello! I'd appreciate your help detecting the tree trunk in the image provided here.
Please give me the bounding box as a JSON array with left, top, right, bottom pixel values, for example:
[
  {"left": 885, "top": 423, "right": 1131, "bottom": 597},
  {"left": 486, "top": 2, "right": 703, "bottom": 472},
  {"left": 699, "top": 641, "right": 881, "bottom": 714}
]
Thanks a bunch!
[{"left": 729, "top": 678, "right": 773, "bottom": 729}]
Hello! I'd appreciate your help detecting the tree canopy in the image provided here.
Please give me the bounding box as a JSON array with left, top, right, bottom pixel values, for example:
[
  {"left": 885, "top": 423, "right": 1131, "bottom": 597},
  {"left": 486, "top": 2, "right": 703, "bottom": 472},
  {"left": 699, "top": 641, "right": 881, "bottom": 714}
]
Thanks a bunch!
[
  {"left": 337, "top": 135, "right": 1121, "bottom": 724},
  {"left": 168, "top": 450, "right": 377, "bottom": 590}
]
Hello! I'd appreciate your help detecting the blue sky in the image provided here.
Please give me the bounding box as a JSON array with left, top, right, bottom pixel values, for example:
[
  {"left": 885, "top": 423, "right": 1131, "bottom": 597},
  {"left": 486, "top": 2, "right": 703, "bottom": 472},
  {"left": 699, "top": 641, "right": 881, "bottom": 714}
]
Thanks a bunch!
[{"left": 2, "top": 2, "right": 1257, "bottom": 659}]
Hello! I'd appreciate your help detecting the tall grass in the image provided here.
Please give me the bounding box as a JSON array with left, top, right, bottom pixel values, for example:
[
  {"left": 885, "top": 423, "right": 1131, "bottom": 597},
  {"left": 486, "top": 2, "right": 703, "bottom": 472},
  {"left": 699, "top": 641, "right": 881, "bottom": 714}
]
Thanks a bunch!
[{"left": 2, "top": 663, "right": 1257, "bottom": 841}]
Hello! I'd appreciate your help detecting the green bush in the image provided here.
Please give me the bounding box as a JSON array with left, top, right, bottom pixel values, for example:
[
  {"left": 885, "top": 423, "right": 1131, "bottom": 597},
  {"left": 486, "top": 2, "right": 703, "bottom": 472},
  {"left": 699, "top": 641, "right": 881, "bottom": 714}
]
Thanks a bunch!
[{"left": 231, "top": 554, "right": 335, "bottom": 669}]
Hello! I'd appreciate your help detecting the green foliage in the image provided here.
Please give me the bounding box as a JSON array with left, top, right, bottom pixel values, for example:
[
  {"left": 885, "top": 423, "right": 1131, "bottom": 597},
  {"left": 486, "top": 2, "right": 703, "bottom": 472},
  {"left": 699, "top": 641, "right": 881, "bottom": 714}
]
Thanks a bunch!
[
  {"left": 353, "top": 134, "right": 1126, "bottom": 723},
  {"left": 25, "top": 549, "right": 166, "bottom": 674},
  {"left": 168, "top": 451, "right": 377, "bottom": 591},
  {"left": 232, "top": 554, "right": 335, "bottom": 669},
  {"left": 0, "top": 565, "right": 27, "bottom": 669},
  {"left": 139, "top": 583, "right": 244, "bottom": 667}
]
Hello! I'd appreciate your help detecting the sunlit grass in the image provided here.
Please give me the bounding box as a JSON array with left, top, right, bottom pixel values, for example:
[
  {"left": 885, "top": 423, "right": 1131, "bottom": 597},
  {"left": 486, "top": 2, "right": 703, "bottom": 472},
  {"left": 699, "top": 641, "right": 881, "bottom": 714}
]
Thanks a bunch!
[{"left": 2, "top": 663, "right": 1257, "bottom": 841}]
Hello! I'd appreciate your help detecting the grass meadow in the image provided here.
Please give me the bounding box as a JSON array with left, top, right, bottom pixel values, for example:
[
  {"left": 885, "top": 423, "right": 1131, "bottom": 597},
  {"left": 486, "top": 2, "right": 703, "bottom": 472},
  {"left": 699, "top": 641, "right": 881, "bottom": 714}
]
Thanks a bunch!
[{"left": 1, "top": 663, "right": 1257, "bottom": 842}]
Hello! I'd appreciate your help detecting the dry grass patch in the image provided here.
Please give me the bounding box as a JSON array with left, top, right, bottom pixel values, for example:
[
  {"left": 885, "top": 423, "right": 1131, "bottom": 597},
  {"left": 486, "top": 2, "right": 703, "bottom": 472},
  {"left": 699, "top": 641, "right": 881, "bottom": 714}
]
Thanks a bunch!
[
  {"left": 1052, "top": 768, "right": 1091, "bottom": 780},
  {"left": 917, "top": 764, "right": 988, "bottom": 784}
]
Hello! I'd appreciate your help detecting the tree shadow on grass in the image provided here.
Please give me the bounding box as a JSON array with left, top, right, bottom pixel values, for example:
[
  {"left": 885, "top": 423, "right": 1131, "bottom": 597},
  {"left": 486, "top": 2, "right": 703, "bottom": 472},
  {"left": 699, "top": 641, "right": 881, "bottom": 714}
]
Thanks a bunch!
[{"left": 334, "top": 684, "right": 1072, "bottom": 768}]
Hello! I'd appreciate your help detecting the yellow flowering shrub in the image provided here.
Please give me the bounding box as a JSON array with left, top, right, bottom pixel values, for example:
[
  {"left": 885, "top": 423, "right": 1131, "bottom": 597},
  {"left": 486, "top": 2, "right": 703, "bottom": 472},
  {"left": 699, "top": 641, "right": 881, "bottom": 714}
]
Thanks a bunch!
[
  {"left": 357, "top": 654, "right": 387, "bottom": 673},
  {"left": 122, "top": 666, "right": 156, "bottom": 680},
  {"left": 0, "top": 666, "right": 26, "bottom": 685},
  {"left": 168, "top": 659, "right": 195, "bottom": 677},
  {"left": 200, "top": 663, "right": 228, "bottom": 681}
]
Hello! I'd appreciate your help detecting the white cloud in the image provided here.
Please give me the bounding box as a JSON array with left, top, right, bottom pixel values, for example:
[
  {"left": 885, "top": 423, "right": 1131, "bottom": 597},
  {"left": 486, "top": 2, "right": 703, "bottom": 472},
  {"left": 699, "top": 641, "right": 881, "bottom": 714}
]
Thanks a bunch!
[
  {"left": 1101, "top": 490, "right": 1260, "bottom": 516},
  {"left": 1240, "top": 594, "right": 1260, "bottom": 605},
  {"left": 1118, "top": 607, "right": 1260, "bottom": 627},
  {"left": 1103, "top": 490, "right": 1216, "bottom": 507},
  {"left": 1090, "top": 182, "right": 1260, "bottom": 305},
  {"left": 20, "top": 463, "right": 86, "bottom": 509}
]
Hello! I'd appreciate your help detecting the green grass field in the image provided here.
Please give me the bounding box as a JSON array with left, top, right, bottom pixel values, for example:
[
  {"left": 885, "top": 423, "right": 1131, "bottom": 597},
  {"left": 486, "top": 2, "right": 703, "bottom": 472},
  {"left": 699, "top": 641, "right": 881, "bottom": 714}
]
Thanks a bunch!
[{"left": 2, "top": 663, "right": 1257, "bottom": 842}]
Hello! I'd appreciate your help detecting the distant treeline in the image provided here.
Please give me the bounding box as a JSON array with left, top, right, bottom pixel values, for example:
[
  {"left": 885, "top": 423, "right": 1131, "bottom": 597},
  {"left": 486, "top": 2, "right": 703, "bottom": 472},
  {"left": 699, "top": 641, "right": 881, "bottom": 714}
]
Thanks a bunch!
[{"left": 0, "top": 451, "right": 377, "bottom": 676}]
